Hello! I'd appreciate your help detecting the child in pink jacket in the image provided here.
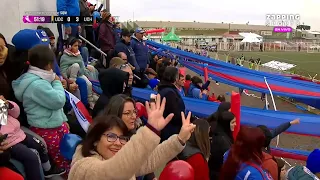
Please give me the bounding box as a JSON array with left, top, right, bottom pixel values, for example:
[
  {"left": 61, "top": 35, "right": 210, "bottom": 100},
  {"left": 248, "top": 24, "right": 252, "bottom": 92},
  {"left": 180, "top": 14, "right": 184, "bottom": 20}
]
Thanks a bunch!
[{"left": 0, "top": 99, "right": 65, "bottom": 179}]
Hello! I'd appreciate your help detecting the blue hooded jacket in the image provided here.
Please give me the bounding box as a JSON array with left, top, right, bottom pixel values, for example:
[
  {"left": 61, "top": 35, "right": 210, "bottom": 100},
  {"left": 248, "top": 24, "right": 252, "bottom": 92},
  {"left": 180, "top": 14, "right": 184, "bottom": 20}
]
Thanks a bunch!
[
  {"left": 56, "top": 0, "right": 80, "bottom": 27},
  {"left": 12, "top": 73, "right": 68, "bottom": 128},
  {"left": 187, "top": 84, "right": 208, "bottom": 100},
  {"left": 130, "top": 35, "right": 149, "bottom": 70}
]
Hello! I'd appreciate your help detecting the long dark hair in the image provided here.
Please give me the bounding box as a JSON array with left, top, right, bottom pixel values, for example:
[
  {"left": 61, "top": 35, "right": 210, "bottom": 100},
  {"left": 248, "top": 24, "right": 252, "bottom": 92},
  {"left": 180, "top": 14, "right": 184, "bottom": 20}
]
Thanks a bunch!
[
  {"left": 189, "top": 119, "right": 211, "bottom": 160},
  {"left": 0, "top": 33, "right": 11, "bottom": 98},
  {"left": 207, "top": 102, "right": 231, "bottom": 123},
  {"left": 103, "top": 94, "right": 136, "bottom": 119},
  {"left": 0, "top": 33, "right": 8, "bottom": 46},
  {"left": 81, "top": 115, "right": 129, "bottom": 157},
  {"left": 220, "top": 126, "right": 265, "bottom": 180}
]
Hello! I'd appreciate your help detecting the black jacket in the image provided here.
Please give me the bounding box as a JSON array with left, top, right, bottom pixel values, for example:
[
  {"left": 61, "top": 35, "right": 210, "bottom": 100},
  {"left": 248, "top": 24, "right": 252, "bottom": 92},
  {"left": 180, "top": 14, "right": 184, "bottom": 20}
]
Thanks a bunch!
[
  {"left": 157, "top": 82, "right": 185, "bottom": 142},
  {"left": 114, "top": 40, "right": 139, "bottom": 73},
  {"left": 208, "top": 125, "right": 233, "bottom": 180},
  {"left": 92, "top": 68, "right": 129, "bottom": 118},
  {"left": 79, "top": 0, "right": 91, "bottom": 17},
  {"left": 0, "top": 45, "right": 22, "bottom": 100}
]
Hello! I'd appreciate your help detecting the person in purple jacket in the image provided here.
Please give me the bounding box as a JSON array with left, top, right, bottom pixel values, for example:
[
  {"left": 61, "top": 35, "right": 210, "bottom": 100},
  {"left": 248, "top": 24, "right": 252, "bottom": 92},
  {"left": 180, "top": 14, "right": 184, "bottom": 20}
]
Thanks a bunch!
[{"left": 98, "top": 10, "right": 116, "bottom": 68}]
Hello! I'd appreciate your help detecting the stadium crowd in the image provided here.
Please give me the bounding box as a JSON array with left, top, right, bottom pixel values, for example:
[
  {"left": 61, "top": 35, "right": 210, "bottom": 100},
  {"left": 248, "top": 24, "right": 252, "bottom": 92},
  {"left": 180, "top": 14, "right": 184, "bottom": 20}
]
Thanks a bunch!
[{"left": 0, "top": 1, "right": 319, "bottom": 180}]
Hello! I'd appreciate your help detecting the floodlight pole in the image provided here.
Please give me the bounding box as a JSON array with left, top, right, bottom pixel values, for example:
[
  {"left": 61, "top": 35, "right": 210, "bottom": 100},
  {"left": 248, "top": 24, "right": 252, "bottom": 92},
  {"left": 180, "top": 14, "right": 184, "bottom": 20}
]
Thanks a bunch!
[{"left": 105, "top": 0, "right": 110, "bottom": 12}]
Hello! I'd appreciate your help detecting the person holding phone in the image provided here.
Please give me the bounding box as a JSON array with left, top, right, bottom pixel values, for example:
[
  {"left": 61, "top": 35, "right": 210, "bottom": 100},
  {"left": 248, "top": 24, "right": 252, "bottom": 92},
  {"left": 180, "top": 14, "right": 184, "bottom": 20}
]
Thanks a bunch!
[{"left": 0, "top": 96, "right": 65, "bottom": 179}]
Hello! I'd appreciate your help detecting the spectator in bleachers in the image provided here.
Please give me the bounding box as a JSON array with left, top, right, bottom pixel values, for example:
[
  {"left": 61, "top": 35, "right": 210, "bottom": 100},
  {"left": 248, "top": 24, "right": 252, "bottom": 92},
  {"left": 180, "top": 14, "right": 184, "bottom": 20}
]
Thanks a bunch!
[
  {"left": 56, "top": 0, "right": 81, "bottom": 53},
  {"left": 109, "top": 57, "right": 134, "bottom": 87},
  {"left": 257, "top": 118, "right": 300, "bottom": 153},
  {"left": 207, "top": 102, "right": 231, "bottom": 126},
  {"left": 157, "top": 58, "right": 172, "bottom": 81},
  {"left": 12, "top": 29, "right": 70, "bottom": 127},
  {"left": 114, "top": 22, "right": 122, "bottom": 43},
  {"left": 0, "top": 97, "right": 65, "bottom": 179},
  {"left": 114, "top": 28, "right": 139, "bottom": 73},
  {"left": 177, "top": 119, "right": 210, "bottom": 180},
  {"left": 175, "top": 74, "right": 186, "bottom": 97},
  {"left": 104, "top": 94, "right": 157, "bottom": 180},
  {"left": 68, "top": 95, "right": 196, "bottom": 180},
  {"left": 60, "top": 37, "right": 96, "bottom": 109},
  {"left": 276, "top": 158, "right": 286, "bottom": 180},
  {"left": 33, "top": 27, "right": 91, "bottom": 109},
  {"left": 79, "top": 1, "right": 95, "bottom": 54},
  {"left": 99, "top": 10, "right": 116, "bottom": 68},
  {"left": 158, "top": 67, "right": 186, "bottom": 142},
  {"left": 220, "top": 126, "right": 273, "bottom": 180},
  {"left": 149, "top": 53, "right": 159, "bottom": 71},
  {"left": 187, "top": 76, "right": 208, "bottom": 100},
  {"left": 92, "top": 67, "right": 129, "bottom": 118},
  {"left": 286, "top": 149, "right": 320, "bottom": 179},
  {"left": 12, "top": 45, "right": 71, "bottom": 171},
  {"left": 117, "top": 52, "right": 127, "bottom": 62},
  {"left": 216, "top": 95, "right": 226, "bottom": 103},
  {"left": 208, "top": 111, "right": 236, "bottom": 179},
  {"left": 131, "top": 28, "right": 149, "bottom": 72},
  {"left": 0, "top": 33, "right": 20, "bottom": 101},
  {"left": 145, "top": 68, "right": 157, "bottom": 80},
  {"left": 144, "top": 68, "right": 159, "bottom": 91},
  {"left": 184, "top": 74, "right": 192, "bottom": 95},
  {"left": 37, "top": 26, "right": 56, "bottom": 51},
  {"left": 103, "top": 94, "right": 140, "bottom": 132}
]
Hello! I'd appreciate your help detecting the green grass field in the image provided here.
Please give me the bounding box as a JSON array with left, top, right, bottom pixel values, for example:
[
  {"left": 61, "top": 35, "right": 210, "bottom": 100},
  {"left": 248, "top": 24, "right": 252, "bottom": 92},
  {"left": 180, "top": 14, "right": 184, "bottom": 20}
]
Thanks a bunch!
[{"left": 212, "top": 51, "right": 320, "bottom": 77}]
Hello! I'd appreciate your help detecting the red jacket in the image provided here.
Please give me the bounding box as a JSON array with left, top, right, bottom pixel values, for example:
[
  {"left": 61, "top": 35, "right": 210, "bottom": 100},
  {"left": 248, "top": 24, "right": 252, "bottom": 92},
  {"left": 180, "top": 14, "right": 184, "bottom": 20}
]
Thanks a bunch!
[
  {"left": 186, "top": 153, "right": 210, "bottom": 180},
  {"left": 262, "top": 152, "right": 278, "bottom": 180},
  {"left": 184, "top": 80, "right": 191, "bottom": 95}
]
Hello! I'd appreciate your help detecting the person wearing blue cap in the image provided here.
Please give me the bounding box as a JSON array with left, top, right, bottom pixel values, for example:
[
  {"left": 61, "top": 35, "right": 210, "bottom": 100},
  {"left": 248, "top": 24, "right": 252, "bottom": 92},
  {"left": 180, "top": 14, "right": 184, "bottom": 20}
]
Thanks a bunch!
[{"left": 131, "top": 27, "right": 149, "bottom": 72}]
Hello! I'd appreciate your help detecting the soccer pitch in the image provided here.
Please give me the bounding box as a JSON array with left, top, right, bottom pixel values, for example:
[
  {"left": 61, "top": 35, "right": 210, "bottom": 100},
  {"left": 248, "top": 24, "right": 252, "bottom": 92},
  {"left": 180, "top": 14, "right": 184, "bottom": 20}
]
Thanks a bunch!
[{"left": 214, "top": 51, "right": 320, "bottom": 77}]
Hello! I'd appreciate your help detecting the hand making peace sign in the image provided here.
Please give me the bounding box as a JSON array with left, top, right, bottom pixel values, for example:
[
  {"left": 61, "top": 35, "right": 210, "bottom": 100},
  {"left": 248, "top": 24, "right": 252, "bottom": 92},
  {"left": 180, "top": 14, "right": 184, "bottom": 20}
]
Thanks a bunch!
[{"left": 178, "top": 111, "right": 196, "bottom": 143}]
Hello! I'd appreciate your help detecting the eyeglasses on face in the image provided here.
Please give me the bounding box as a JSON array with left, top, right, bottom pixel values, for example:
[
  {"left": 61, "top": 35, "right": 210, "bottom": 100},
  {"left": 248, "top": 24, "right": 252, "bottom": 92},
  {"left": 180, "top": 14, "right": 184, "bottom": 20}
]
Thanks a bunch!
[
  {"left": 119, "top": 63, "right": 129, "bottom": 69},
  {"left": 103, "top": 133, "right": 129, "bottom": 145},
  {"left": 122, "top": 109, "right": 137, "bottom": 117}
]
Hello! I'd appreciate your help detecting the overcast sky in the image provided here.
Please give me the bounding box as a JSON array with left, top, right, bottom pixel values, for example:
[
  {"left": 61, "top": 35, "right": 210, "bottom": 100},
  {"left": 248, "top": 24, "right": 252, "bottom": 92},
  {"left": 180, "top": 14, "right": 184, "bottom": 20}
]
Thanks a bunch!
[{"left": 107, "top": 0, "right": 320, "bottom": 30}]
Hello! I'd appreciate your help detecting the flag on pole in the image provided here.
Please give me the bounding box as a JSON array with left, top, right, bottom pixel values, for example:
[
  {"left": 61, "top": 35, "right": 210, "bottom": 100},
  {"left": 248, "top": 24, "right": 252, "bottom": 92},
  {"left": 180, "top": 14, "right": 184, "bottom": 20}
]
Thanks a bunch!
[{"left": 65, "top": 91, "right": 92, "bottom": 132}]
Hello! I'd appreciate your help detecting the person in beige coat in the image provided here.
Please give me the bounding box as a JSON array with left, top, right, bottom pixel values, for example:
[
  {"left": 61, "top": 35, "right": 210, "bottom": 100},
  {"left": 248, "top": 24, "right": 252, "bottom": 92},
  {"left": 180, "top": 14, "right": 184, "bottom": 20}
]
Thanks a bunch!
[{"left": 68, "top": 94, "right": 196, "bottom": 180}]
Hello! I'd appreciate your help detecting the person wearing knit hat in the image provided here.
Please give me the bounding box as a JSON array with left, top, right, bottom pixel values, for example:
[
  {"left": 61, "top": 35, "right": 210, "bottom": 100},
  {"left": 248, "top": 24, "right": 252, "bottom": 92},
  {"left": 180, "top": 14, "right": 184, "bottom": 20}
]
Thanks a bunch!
[{"left": 307, "top": 149, "right": 320, "bottom": 177}]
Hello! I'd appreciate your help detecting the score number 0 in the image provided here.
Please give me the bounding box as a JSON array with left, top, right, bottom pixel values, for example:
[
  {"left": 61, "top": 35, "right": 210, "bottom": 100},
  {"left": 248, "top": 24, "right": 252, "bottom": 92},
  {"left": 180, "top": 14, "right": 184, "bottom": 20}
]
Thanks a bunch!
[{"left": 67, "top": 17, "right": 70, "bottom": 22}]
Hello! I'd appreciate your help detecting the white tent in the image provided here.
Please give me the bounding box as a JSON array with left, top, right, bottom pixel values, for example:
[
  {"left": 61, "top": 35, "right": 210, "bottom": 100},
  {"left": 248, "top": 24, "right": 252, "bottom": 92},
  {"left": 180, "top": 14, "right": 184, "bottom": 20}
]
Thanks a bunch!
[
  {"left": 241, "top": 36, "right": 262, "bottom": 43},
  {"left": 239, "top": 32, "right": 262, "bottom": 38}
]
